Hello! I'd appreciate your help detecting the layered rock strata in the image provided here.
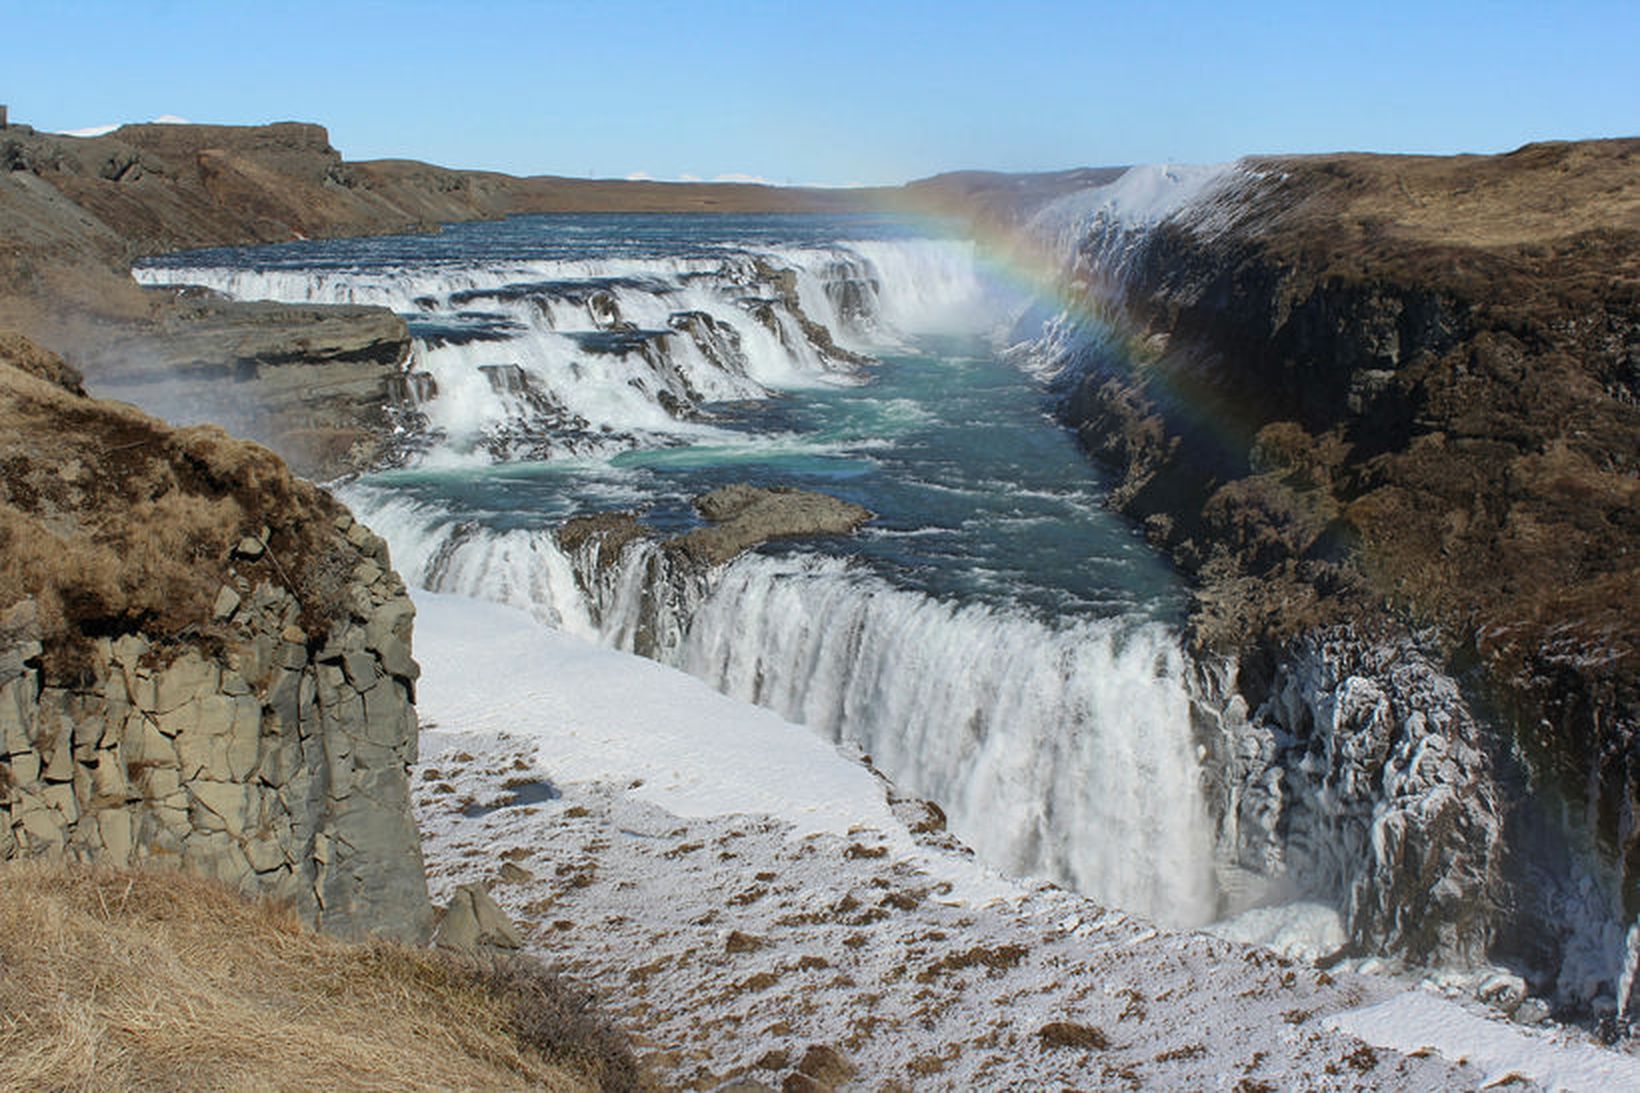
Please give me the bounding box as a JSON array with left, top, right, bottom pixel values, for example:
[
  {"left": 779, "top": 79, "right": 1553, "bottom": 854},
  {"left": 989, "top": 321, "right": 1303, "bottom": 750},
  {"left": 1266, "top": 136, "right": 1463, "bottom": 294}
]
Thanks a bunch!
[{"left": 0, "top": 337, "right": 430, "bottom": 941}]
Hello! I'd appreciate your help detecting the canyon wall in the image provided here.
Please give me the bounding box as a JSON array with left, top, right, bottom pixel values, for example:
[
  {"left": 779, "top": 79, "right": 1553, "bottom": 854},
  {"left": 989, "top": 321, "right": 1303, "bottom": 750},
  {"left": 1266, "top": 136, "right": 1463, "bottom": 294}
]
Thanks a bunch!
[
  {"left": 0, "top": 336, "right": 430, "bottom": 940},
  {"left": 1014, "top": 139, "right": 1638, "bottom": 1005}
]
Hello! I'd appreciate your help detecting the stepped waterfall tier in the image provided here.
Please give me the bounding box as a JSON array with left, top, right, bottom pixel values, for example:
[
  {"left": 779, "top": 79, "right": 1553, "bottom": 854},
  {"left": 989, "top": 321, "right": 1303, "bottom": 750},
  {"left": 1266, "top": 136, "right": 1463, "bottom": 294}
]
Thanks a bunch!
[{"left": 136, "top": 197, "right": 1634, "bottom": 1018}]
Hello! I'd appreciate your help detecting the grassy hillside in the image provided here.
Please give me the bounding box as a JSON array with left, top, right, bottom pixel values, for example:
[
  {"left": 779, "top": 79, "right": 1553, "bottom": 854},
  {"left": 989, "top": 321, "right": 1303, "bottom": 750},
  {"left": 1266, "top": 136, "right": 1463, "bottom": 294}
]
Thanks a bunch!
[{"left": 0, "top": 861, "right": 645, "bottom": 1091}]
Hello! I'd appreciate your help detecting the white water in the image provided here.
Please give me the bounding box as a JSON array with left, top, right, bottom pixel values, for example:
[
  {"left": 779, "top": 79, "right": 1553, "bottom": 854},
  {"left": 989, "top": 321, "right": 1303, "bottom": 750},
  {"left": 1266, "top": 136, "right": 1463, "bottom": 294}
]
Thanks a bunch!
[
  {"left": 346, "top": 486, "right": 1218, "bottom": 927},
  {"left": 137, "top": 240, "right": 990, "bottom": 462},
  {"left": 675, "top": 553, "right": 1217, "bottom": 925}
]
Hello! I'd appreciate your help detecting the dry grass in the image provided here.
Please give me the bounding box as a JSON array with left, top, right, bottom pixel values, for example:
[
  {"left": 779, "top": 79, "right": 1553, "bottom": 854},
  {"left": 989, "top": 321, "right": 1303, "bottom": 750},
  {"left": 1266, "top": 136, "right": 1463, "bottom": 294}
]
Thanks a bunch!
[
  {"left": 0, "top": 860, "right": 645, "bottom": 1092},
  {"left": 0, "top": 343, "right": 358, "bottom": 674}
]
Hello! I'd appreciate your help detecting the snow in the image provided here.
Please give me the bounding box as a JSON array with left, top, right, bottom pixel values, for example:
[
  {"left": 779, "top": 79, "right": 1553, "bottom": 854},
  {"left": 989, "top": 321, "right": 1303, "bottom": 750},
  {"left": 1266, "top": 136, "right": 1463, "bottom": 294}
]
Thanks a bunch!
[
  {"left": 409, "top": 590, "right": 1638, "bottom": 1088},
  {"left": 1043, "top": 161, "right": 1240, "bottom": 233},
  {"left": 416, "top": 591, "right": 914, "bottom": 843},
  {"left": 57, "top": 114, "right": 192, "bottom": 138},
  {"left": 1327, "top": 991, "right": 1640, "bottom": 1091},
  {"left": 1209, "top": 900, "right": 1349, "bottom": 962},
  {"left": 56, "top": 123, "right": 119, "bottom": 138},
  {"left": 1023, "top": 161, "right": 1254, "bottom": 289}
]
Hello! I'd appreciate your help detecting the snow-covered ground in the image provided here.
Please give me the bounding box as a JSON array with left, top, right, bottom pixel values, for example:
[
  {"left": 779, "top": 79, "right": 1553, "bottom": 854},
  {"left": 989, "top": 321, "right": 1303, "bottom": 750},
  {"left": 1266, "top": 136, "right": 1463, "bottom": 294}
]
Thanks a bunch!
[{"left": 410, "top": 591, "right": 1640, "bottom": 1090}]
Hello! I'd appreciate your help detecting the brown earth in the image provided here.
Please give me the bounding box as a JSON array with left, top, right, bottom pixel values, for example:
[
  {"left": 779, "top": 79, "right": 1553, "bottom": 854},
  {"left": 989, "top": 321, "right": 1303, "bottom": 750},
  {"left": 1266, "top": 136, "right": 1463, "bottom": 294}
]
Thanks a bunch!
[{"left": 0, "top": 334, "right": 353, "bottom": 671}]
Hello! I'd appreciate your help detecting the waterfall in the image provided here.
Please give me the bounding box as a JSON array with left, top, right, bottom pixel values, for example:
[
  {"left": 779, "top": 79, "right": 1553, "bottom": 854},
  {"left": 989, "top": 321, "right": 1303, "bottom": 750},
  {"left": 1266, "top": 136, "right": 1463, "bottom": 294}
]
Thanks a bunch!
[
  {"left": 674, "top": 553, "right": 1217, "bottom": 926},
  {"left": 136, "top": 239, "right": 989, "bottom": 463},
  {"left": 341, "top": 484, "right": 1218, "bottom": 927}
]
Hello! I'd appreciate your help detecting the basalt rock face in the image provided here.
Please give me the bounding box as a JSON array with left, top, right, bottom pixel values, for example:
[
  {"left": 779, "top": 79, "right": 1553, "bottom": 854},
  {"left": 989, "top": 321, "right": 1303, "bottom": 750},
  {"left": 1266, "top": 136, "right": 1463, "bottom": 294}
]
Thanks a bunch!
[
  {"left": 1026, "top": 139, "right": 1639, "bottom": 1003},
  {"left": 0, "top": 338, "right": 431, "bottom": 941}
]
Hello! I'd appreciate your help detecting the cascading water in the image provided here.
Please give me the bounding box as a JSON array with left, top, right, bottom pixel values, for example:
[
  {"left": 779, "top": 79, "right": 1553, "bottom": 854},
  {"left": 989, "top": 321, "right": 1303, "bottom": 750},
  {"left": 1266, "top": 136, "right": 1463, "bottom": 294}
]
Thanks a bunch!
[
  {"left": 138, "top": 204, "right": 1591, "bottom": 993},
  {"left": 341, "top": 486, "right": 1218, "bottom": 926},
  {"left": 137, "top": 217, "right": 993, "bottom": 463},
  {"left": 673, "top": 554, "right": 1216, "bottom": 924},
  {"left": 128, "top": 211, "right": 1256, "bottom": 933}
]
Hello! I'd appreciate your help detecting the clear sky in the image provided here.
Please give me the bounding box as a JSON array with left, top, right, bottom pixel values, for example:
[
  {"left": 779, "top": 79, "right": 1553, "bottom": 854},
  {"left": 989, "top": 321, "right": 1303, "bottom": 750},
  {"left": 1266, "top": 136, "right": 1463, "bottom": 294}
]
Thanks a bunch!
[{"left": 2, "top": 0, "right": 1635, "bottom": 186}]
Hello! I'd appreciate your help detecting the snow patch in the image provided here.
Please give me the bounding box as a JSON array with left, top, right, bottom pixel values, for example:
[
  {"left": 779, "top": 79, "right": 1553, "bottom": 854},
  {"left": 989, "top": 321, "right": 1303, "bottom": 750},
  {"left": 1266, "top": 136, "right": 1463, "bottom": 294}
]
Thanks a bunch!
[
  {"left": 412, "top": 589, "right": 904, "bottom": 841},
  {"left": 1209, "top": 901, "right": 1348, "bottom": 963},
  {"left": 1327, "top": 991, "right": 1640, "bottom": 1091}
]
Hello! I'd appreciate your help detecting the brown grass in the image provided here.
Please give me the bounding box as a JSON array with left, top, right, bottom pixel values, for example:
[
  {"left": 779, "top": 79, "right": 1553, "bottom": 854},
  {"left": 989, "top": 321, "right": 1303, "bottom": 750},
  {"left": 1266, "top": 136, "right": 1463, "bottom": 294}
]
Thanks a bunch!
[
  {"left": 0, "top": 860, "right": 645, "bottom": 1092},
  {"left": 0, "top": 344, "right": 358, "bottom": 675}
]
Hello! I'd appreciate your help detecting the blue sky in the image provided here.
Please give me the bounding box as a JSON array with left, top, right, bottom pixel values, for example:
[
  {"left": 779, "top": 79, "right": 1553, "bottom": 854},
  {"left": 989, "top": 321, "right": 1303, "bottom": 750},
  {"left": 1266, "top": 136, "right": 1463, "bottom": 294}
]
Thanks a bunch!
[{"left": 2, "top": 1, "right": 1635, "bottom": 185}]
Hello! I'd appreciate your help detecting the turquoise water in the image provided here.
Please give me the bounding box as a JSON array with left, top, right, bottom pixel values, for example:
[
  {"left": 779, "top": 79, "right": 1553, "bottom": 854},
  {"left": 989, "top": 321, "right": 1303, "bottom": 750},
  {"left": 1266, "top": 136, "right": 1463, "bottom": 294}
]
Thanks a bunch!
[
  {"left": 366, "top": 334, "right": 1184, "bottom": 623},
  {"left": 147, "top": 213, "right": 1186, "bottom": 624}
]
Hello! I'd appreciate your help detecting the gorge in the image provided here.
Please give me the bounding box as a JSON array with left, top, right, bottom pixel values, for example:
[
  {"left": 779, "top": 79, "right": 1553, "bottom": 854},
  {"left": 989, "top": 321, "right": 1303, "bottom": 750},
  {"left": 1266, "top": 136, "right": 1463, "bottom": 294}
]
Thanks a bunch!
[
  {"left": 1, "top": 116, "right": 1636, "bottom": 1087},
  {"left": 130, "top": 146, "right": 1640, "bottom": 1022}
]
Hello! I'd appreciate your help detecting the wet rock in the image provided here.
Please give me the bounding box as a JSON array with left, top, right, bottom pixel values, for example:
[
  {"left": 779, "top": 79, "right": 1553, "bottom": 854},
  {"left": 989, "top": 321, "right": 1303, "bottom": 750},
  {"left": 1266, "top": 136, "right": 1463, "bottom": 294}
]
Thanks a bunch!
[
  {"left": 1195, "top": 630, "right": 1503, "bottom": 966},
  {"left": 558, "top": 510, "right": 652, "bottom": 570}
]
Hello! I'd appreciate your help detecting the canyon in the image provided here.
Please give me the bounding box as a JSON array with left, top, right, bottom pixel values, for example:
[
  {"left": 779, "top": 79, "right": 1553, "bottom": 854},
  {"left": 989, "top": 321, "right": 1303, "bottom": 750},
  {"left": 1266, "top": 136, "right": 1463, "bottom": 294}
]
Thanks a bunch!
[{"left": 0, "top": 114, "right": 1636, "bottom": 1086}]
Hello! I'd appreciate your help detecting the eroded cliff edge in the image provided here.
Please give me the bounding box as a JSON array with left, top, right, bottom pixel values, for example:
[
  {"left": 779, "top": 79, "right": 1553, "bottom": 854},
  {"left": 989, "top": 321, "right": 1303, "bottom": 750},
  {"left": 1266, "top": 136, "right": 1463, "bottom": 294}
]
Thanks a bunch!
[{"left": 0, "top": 334, "right": 431, "bottom": 940}]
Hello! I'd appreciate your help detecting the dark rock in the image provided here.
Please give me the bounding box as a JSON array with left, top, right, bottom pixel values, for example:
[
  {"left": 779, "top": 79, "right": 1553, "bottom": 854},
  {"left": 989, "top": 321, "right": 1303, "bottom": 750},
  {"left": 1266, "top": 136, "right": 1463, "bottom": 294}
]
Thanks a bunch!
[
  {"left": 1037, "top": 1021, "right": 1109, "bottom": 1050},
  {"left": 558, "top": 511, "right": 653, "bottom": 570},
  {"left": 781, "top": 1045, "right": 854, "bottom": 1092}
]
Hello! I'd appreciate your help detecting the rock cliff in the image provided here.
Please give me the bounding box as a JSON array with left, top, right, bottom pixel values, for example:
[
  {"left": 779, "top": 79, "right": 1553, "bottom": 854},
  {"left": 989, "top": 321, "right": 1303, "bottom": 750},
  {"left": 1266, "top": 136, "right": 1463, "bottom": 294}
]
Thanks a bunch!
[
  {"left": 1005, "top": 139, "right": 1639, "bottom": 1005},
  {"left": 0, "top": 335, "right": 431, "bottom": 941}
]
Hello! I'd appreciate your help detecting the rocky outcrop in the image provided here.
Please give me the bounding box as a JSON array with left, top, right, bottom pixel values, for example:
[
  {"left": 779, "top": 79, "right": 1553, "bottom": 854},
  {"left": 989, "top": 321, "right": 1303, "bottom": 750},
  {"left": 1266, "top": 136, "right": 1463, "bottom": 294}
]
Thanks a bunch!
[
  {"left": 86, "top": 298, "right": 415, "bottom": 478},
  {"left": 0, "top": 338, "right": 431, "bottom": 941},
  {"left": 674, "top": 485, "right": 874, "bottom": 567},
  {"left": 555, "top": 486, "right": 873, "bottom": 658},
  {"left": 560, "top": 485, "right": 873, "bottom": 571}
]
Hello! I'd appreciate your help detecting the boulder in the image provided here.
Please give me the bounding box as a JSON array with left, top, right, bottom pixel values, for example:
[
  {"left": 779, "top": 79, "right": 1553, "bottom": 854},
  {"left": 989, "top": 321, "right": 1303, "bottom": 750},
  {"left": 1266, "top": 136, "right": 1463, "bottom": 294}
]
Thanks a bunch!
[
  {"left": 670, "top": 485, "right": 873, "bottom": 566},
  {"left": 433, "top": 883, "right": 523, "bottom": 953}
]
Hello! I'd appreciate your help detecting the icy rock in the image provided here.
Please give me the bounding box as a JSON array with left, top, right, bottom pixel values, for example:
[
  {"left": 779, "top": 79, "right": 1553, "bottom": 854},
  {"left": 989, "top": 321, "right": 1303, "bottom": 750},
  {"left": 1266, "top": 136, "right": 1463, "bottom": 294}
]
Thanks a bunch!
[{"left": 1478, "top": 973, "right": 1528, "bottom": 1013}]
